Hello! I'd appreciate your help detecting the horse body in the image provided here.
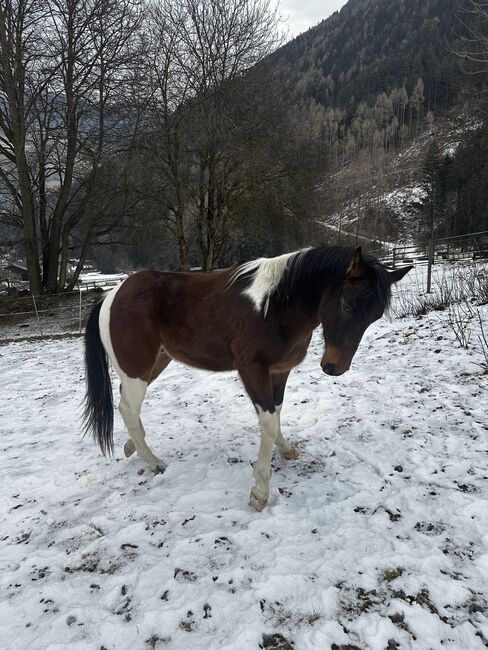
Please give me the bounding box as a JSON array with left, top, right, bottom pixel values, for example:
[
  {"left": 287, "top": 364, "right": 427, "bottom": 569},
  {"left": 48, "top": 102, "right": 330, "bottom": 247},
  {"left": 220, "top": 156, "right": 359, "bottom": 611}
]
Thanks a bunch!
[
  {"left": 106, "top": 267, "right": 317, "bottom": 377},
  {"left": 84, "top": 246, "right": 412, "bottom": 511}
]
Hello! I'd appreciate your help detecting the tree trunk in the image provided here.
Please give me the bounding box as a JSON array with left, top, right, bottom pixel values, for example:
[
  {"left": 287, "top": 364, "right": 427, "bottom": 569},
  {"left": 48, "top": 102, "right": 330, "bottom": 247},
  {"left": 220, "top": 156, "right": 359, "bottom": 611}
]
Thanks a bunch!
[{"left": 175, "top": 207, "right": 190, "bottom": 270}]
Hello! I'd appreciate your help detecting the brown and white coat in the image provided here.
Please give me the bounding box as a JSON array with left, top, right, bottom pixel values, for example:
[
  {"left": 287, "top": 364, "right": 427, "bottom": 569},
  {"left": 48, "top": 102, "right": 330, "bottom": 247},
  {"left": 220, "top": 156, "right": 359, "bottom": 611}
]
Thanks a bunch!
[{"left": 83, "top": 246, "right": 411, "bottom": 510}]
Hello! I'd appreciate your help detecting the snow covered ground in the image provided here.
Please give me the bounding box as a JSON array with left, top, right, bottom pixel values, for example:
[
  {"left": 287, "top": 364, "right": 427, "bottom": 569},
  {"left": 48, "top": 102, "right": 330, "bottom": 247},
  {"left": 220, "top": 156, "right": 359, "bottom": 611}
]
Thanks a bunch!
[{"left": 1, "top": 272, "right": 488, "bottom": 649}]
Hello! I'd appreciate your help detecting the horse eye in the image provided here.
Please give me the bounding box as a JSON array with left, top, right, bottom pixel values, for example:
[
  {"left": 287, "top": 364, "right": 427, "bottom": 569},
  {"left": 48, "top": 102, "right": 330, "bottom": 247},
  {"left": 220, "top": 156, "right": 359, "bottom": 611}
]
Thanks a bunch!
[{"left": 344, "top": 304, "right": 351, "bottom": 313}]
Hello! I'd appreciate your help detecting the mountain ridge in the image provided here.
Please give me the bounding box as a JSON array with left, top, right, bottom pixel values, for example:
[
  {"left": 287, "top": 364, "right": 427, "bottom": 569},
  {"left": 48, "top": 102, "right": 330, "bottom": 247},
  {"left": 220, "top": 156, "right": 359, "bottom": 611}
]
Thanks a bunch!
[{"left": 272, "top": 0, "right": 470, "bottom": 117}]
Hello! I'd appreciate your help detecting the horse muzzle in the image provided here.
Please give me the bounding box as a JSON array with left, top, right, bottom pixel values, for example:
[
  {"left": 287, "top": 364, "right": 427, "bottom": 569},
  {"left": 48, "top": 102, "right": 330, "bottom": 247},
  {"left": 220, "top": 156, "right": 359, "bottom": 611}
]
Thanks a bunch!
[
  {"left": 321, "top": 361, "right": 348, "bottom": 376},
  {"left": 321, "top": 348, "right": 351, "bottom": 376}
]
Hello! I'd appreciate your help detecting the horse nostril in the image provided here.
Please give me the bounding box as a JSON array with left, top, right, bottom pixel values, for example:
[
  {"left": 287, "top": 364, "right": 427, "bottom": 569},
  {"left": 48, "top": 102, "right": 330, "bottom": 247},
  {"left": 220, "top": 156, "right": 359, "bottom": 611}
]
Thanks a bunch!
[{"left": 322, "top": 362, "right": 336, "bottom": 376}]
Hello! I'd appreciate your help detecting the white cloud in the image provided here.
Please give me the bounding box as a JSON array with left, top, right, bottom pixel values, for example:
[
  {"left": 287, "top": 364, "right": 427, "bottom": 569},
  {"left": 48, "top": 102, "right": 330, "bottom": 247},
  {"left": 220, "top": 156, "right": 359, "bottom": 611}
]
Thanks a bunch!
[{"left": 278, "top": 0, "right": 348, "bottom": 38}]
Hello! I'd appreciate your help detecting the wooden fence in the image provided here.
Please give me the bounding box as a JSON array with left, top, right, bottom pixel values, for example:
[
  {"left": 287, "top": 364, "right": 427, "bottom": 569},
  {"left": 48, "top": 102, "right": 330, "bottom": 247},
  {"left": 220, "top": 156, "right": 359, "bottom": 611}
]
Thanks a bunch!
[
  {"left": 370, "top": 231, "right": 488, "bottom": 292},
  {"left": 372, "top": 231, "right": 488, "bottom": 267}
]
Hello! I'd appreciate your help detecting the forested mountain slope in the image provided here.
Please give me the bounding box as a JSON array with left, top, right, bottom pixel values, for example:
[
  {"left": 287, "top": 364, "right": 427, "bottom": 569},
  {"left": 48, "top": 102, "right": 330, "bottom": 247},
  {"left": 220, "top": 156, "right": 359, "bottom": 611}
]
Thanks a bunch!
[
  {"left": 265, "top": 0, "right": 488, "bottom": 246},
  {"left": 274, "top": 0, "right": 470, "bottom": 116}
]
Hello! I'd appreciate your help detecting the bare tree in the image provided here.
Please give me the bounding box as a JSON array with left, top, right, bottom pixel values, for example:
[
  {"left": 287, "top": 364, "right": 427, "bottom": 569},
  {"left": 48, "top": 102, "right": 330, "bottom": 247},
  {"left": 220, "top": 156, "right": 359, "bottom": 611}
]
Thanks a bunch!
[
  {"left": 455, "top": 1, "right": 488, "bottom": 73},
  {"left": 0, "top": 0, "right": 143, "bottom": 293},
  {"left": 140, "top": 0, "right": 194, "bottom": 269},
  {"left": 143, "top": 0, "right": 282, "bottom": 270}
]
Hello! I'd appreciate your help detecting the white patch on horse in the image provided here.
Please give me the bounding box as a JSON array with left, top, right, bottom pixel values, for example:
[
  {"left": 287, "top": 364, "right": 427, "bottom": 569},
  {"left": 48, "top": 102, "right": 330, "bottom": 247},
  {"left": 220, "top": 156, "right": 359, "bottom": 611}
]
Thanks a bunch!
[
  {"left": 232, "top": 249, "right": 307, "bottom": 316},
  {"left": 99, "top": 281, "right": 125, "bottom": 376},
  {"left": 250, "top": 405, "right": 281, "bottom": 511},
  {"left": 98, "top": 281, "right": 166, "bottom": 472},
  {"left": 118, "top": 376, "right": 166, "bottom": 473}
]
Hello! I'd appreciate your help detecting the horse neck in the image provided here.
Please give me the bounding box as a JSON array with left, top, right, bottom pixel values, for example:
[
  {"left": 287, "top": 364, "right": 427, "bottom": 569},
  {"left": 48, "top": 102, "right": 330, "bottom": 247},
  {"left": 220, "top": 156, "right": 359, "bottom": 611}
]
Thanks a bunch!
[
  {"left": 273, "top": 287, "right": 324, "bottom": 336},
  {"left": 276, "top": 270, "right": 345, "bottom": 336}
]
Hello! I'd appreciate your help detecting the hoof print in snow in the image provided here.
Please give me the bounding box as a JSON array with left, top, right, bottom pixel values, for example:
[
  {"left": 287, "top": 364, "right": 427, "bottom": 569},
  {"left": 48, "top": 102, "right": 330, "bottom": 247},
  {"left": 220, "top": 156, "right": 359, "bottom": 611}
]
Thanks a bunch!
[
  {"left": 389, "top": 612, "right": 405, "bottom": 626},
  {"left": 66, "top": 615, "right": 76, "bottom": 626},
  {"left": 442, "top": 538, "right": 476, "bottom": 561},
  {"left": 414, "top": 521, "right": 446, "bottom": 536},
  {"left": 15, "top": 531, "right": 31, "bottom": 544},
  {"left": 31, "top": 566, "right": 49, "bottom": 581},
  {"left": 277, "top": 487, "right": 292, "bottom": 497},
  {"left": 181, "top": 515, "right": 196, "bottom": 526},
  {"left": 383, "top": 507, "right": 401, "bottom": 522},
  {"left": 120, "top": 543, "right": 138, "bottom": 560},
  {"left": 260, "top": 633, "right": 294, "bottom": 649},
  {"left": 146, "top": 635, "right": 170, "bottom": 649},
  {"left": 296, "top": 459, "right": 325, "bottom": 477},
  {"left": 214, "top": 536, "right": 232, "bottom": 550},
  {"left": 41, "top": 598, "right": 59, "bottom": 614},
  {"left": 174, "top": 568, "right": 197, "bottom": 582},
  {"left": 115, "top": 598, "right": 132, "bottom": 621},
  {"left": 381, "top": 567, "right": 404, "bottom": 583},
  {"left": 386, "top": 641, "right": 401, "bottom": 650},
  {"left": 388, "top": 612, "right": 413, "bottom": 636},
  {"left": 115, "top": 585, "right": 132, "bottom": 621},
  {"left": 456, "top": 483, "right": 478, "bottom": 493},
  {"left": 179, "top": 611, "right": 195, "bottom": 632},
  {"left": 203, "top": 603, "right": 212, "bottom": 619}
]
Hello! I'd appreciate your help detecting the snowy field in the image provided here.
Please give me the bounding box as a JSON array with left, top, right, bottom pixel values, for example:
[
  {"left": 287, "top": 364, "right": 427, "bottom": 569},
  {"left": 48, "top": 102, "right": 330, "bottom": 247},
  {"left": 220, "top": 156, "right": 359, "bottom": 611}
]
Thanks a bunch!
[{"left": 1, "top": 270, "right": 488, "bottom": 649}]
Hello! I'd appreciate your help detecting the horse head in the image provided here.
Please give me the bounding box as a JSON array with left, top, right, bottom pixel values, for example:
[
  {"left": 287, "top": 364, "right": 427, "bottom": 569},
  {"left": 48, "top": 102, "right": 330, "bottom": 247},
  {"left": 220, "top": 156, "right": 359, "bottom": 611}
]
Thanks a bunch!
[{"left": 319, "top": 247, "right": 412, "bottom": 376}]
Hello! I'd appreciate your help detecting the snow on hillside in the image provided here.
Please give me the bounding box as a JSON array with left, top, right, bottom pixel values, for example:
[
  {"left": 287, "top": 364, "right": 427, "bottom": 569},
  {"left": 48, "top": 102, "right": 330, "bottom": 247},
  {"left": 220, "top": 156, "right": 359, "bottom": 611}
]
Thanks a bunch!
[
  {"left": 382, "top": 185, "right": 427, "bottom": 228},
  {"left": 1, "top": 272, "right": 488, "bottom": 650}
]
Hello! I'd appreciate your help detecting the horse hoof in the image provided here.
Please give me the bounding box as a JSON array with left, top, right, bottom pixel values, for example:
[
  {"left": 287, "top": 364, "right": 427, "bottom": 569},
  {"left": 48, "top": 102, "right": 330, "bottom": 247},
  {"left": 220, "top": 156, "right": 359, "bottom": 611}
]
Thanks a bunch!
[
  {"left": 124, "top": 440, "right": 136, "bottom": 458},
  {"left": 281, "top": 447, "right": 299, "bottom": 460},
  {"left": 249, "top": 490, "right": 267, "bottom": 512},
  {"left": 151, "top": 464, "right": 166, "bottom": 475}
]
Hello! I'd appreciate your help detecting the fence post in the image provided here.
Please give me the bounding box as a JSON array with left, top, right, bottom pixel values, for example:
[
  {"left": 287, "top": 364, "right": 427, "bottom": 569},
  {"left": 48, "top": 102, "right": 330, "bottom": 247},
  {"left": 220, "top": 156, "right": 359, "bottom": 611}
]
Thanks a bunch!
[
  {"left": 31, "top": 294, "right": 44, "bottom": 336},
  {"left": 426, "top": 240, "right": 434, "bottom": 294},
  {"left": 392, "top": 248, "right": 396, "bottom": 269},
  {"left": 79, "top": 288, "right": 82, "bottom": 334}
]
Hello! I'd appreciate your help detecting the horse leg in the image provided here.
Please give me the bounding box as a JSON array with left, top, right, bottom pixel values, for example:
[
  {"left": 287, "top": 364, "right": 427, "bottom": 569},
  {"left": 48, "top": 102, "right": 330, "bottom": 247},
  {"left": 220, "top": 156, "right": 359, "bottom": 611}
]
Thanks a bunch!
[
  {"left": 239, "top": 366, "right": 279, "bottom": 512},
  {"left": 272, "top": 372, "right": 299, "bottom": 460},
  {"left": 123, "top": 351, "right": 172, "bottom": 459},
  {"left": 119, "top": 375, "right": 167, "bottom": 474}
]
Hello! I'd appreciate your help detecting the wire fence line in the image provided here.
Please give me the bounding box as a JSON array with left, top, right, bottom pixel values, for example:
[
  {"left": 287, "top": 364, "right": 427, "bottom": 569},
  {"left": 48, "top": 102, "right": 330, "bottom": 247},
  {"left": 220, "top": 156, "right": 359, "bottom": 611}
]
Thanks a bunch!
[
  {"left": 372, "top": 231, "right": 488, "bottom": 266},
  {"left": 0, "top": 286, "right": 105, "bottom": 343},
  {"left": 0, "top": 274, "right": 126, "bottom": 343}
]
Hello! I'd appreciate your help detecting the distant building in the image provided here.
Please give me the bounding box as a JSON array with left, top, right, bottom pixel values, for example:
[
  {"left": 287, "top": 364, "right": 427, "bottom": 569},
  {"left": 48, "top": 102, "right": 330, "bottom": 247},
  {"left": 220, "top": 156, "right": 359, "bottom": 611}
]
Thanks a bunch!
[
  {"left": 68, "top": 258, "right": 98, "bottom": 274},
  {"left": 0, "top": 263, "right": 29, "bottom": 286}
]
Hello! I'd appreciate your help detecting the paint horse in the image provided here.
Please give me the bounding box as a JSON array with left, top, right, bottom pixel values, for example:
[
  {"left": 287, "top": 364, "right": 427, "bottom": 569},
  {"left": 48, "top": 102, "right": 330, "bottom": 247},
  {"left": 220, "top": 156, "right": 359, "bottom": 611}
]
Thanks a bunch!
[{"left": 83, "top": 246, "right": 411, "bottom": 511}]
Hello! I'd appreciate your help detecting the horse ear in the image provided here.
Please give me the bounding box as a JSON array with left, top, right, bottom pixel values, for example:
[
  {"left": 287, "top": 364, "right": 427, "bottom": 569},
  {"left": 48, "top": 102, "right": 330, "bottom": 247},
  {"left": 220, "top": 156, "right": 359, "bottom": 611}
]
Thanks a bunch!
[
  {"left": 389, "top": 265, "right": 413, "bottom": 284},
  {"left": 346, "top": 247, "right": 367, "bottom": 279}
]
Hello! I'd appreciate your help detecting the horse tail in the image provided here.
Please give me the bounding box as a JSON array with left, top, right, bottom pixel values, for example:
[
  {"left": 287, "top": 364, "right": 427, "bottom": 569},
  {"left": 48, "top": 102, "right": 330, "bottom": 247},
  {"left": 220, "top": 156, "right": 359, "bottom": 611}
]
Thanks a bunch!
[{"left": 82, "top": 299, "right": 114, "bottom": 456}]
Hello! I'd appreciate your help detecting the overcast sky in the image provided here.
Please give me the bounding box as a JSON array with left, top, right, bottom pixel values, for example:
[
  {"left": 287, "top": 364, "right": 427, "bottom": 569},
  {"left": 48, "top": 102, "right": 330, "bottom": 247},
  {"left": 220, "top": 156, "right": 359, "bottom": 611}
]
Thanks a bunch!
[{"left": 278, "top": 0, "right": 348, "bottom": 38}]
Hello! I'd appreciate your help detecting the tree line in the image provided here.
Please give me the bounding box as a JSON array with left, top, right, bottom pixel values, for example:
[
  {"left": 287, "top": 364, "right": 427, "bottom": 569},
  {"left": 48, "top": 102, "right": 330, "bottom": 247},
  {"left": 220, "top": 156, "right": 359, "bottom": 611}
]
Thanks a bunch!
[
  {"left": 1, "top": 0, "right": 488, "bottom": 293},
  {"left": 1, "top": 0, "right": 317, "bottom": 292}
]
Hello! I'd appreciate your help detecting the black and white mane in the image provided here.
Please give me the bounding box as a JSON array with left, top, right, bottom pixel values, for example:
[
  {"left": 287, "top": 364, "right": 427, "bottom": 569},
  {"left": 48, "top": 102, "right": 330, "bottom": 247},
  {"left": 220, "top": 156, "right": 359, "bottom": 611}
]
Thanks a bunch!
[{"left": 234, "top": 245, "right": 392, "bottom": 316}]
